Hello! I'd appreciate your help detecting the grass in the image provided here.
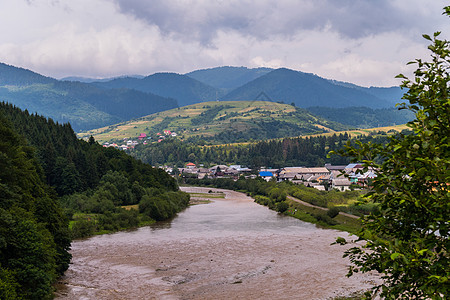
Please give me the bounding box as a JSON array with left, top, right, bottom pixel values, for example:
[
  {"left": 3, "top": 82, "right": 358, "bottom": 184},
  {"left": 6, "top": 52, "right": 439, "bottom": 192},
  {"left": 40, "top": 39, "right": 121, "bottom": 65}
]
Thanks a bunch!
[
  {"left": 121, "top": 204, "right": 139, "bottom": 210},
  {"left": 286, "top": 200, "right": 362, "bottom": 234},
  {"left": 77, "top": 100, "right": 343, "bottom": 143},
  {"left": 190, "top": 192, "right": 225, "bottom": 198},
  {"left": 187, "top": 191, "right": 224, "bottom": 205},
  {"left": 332, "top": 291, "right": 365, "bottom": 299}
]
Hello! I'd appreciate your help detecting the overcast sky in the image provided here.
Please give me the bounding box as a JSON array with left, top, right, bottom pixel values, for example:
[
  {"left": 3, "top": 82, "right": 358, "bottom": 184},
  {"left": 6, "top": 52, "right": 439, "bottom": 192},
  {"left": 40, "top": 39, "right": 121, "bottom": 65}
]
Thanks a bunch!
[{"left": 0, "top": 0, "right": 448, "bottom": 87}]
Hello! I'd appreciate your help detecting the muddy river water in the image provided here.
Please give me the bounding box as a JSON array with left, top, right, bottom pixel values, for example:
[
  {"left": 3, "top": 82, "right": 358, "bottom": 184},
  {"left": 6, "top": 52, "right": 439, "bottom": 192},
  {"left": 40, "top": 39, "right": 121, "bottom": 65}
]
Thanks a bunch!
[{"left": 55, "top": 187, "right": 378, "bottom": 299}]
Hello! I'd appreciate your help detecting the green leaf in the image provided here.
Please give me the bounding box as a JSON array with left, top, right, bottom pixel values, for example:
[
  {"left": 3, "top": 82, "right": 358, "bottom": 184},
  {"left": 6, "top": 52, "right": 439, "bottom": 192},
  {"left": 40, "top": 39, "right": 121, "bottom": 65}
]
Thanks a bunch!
[
  {"left": 390, "top": 252, "right": 403, "bottom": 260},
  {"left": 423, "top": 34, "right": 432, "bottom": 41}
]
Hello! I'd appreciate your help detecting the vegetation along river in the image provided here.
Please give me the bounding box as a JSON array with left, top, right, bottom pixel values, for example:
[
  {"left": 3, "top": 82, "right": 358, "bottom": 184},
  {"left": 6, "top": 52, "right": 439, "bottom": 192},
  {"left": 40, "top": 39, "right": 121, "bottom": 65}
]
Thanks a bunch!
[{"left": 55, "top": 187, "right": 379, "bottom": 299}]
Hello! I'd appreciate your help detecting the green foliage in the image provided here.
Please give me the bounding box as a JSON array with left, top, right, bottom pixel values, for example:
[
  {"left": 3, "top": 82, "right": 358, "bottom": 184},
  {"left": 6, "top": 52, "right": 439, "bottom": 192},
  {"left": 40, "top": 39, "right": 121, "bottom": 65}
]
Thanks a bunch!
[
  {"left": 139, "top": 191, "right": 190, "bottom": 221},
  {"left": 326, "top": 207, "right": 340, "bottom": 218},
  {"left": 70, "top": 218, "right": 97, "bottom": 239},
  {"left": 190, "top": 105, "right": 229, "bottom": 125},
  {"left": 337, "top": 23, "right": 450, "bottom": 299},
  {"left": 312, "top": 212, "right": 337, "bottom": 226},
  {"left": 0, "top": 101, "right": 188, "bottom": 298},
  {"left": 0, "top": 102, "right": 179, "bottom": 198},
  {"left": 0, "top": 114, "right": 70, "bottom": 299},
  {"left": 276, "top": 201, "right": 289, "bottom": 213},
  {"left": 307, "top": 106, "right": 414, "bottom": 128}
]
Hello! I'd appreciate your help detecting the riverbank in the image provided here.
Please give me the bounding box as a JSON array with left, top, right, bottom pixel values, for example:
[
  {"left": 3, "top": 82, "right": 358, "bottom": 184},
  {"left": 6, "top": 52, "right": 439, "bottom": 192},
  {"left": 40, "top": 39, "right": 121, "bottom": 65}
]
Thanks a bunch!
[{"left": 56, "top": 187, "right": 379, "bottom": 299}]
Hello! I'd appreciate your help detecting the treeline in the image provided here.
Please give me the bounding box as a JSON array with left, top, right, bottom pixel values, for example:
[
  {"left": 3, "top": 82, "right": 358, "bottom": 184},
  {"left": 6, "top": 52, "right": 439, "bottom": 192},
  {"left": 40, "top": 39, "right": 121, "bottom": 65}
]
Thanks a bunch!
[
  {"left": 133, "top": 133, "right": 390, "bottom": 168},
  {"left": 0, "top": 114, "right": 71, "bottom": 299},
  {"left": 0, "top": 102, "right": 178, "bottom": 196},
  {"left": 0, "top": 102, "right": 189, "bottom": 298},
  {"left": 307, "top": 106, "right": 414, "bottom": 129}
]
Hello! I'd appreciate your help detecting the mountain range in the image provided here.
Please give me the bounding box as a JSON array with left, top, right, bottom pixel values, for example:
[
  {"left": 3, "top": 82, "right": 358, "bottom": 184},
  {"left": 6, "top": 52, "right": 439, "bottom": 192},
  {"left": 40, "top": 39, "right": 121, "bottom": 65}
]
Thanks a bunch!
[{"left": 0, "top": 63, "right": 407, "bottom": 132}]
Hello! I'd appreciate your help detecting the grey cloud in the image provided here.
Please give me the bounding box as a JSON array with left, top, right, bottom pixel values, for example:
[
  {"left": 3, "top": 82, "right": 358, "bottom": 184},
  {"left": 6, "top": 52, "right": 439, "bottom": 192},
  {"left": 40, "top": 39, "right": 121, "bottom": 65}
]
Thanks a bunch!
[{"left": 110, "top": 0, "right": 440, "bottom": 44}]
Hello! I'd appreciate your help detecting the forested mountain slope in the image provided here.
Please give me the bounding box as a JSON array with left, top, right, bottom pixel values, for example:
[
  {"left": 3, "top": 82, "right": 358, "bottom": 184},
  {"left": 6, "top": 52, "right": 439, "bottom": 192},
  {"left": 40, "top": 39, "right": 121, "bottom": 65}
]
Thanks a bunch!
[
  {"left": 0, "top": 102, "right": 190, "bottom": 298},
  {"left": 0, "top": 113, "right": 71, "bottom": 299},
  {"left": 186, "top": 66, "right": 273, "bottom": 91},
  {"left": 0, "top": 63, "right": 177, "bottom": 131},
  {"left": 221, "top": 68, "right": 393, "bottom": 108},
  {"left": 95, "top": 72, "right": 219, "bottom": 107}
]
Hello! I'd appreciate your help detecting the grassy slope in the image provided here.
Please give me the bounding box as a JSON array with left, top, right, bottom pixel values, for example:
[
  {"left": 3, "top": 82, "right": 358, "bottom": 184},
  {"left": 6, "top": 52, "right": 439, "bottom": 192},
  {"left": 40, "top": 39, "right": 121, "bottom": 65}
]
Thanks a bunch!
[{"left": 78, "top": 100, "right": 346, "bottom": 143}]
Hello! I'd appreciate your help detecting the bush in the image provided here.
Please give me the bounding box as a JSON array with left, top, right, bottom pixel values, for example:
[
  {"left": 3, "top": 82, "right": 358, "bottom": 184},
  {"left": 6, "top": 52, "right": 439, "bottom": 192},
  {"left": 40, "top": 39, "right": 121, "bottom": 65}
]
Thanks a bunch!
[
  {"left": 314, "top": 213, "right": 338, "bottom": 226},
  {"left": 276, "top": 201, "right": 289, "bottom": 213},
  {"left": 327, "top": 207, "right": 340, "bottom": 218},
  {"left": 71, "top": 219, "right": 96, "bottom": 238}
]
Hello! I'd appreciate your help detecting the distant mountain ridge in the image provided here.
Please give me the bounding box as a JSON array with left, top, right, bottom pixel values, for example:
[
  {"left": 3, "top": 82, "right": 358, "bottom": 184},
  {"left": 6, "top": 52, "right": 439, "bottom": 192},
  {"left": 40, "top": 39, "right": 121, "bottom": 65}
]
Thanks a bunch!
[
  {"left": 60, "top": 75, "right": 145, "bottom": 83},
  {"left": 220, "top": 68, "right": 398, "bottom": 108},
  {"left": 95, "top": 72, "right": 218, "bottom": 107},
  {"left": 0, "top": 62, "right": 55, "bottom": 85},
  {"left": 0, "top": 62, "right": 407, "bottom": 133},
  {"left": 0, "top": 63, "right": 177, "bottom": 131},
  {"left": 186, "top": 66, "right": 273, "bottom": 91}
]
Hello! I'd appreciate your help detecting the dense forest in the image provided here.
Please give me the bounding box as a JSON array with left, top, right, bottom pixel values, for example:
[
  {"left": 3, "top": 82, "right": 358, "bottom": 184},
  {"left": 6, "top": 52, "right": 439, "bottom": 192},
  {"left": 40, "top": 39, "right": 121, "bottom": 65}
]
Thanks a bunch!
[
  {"left": 133, "top": 132, "right": 391, "bottom": 168},
  {"left": 306, "top": 106, "right": 414, "bottom": 128},
  {"left": 0, "top": 113, "right": 71, "bottom": 299},
  {"left": 0, "top": 102, "right": 189, "bottom": 298}
]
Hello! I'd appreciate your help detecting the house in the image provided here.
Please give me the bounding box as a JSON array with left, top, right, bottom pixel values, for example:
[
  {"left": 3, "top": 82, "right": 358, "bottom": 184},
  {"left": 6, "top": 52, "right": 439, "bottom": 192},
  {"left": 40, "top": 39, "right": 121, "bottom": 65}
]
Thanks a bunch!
[
  {"left": 209, "top": 165, "right": 227, "bottom": 177},
  {"left": 229, "top": 165, "right": 252, "bottom": 173},
  {"left": 331, "top": 178, "right": 352, "bottom": 191},
  {"left": 325, "top": 164, "right": 346, "bottom": 171},
  {"left": 197, "top": 168, "right": 210, "bottom": 179},
  {"left": 186, "top": 162, "right": 196, "bottom": 169},
  {"left": 259, "top": 171, "right": 274, "bottom": 181},
  {"left": 278, "top": 167, "right": 330, "bottom": 182},
  {"left": 138, "top": 133, "right": 147, "bottom": 140}
]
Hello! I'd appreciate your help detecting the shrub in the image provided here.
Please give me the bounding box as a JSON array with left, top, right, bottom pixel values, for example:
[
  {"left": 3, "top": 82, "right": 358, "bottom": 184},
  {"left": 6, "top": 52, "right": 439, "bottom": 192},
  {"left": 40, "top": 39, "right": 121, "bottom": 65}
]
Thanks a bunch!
[
  {"left": 276, "top": 201, "right": 289, "bottom": 213},
  {"left": 327, "top": 207, "right": 340, "bottom": 218},
  {"left": 314, "top": 213, "right": 338, "bottom": 226},
  {"left": 71, "top": 219, "right": 96, "bottom": 238}
]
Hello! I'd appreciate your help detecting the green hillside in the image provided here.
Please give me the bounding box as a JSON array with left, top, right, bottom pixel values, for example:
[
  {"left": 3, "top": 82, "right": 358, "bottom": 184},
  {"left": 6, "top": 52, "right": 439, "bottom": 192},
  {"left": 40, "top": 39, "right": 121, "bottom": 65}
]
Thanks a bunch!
[
  {"left": 0, "top": 63, "right": 178, "bottom": 131},
  {"left": 79, "top": 101, "right": 349, "bottom": 144},
  {"left": 221, "top": 68, "right": 394, "bottom": 108}
]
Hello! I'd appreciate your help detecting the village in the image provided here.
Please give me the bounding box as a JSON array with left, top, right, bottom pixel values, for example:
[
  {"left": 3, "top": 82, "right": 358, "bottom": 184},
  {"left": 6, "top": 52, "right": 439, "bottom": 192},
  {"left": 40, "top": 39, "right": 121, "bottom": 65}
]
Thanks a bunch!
[
  {"left": 171, "top": 162, "right": 376, "bottom": 191},
  {"left": 99, "top": 132, "right": 377, "bottom": 192},
  {"left": 101, "top": 130, "right": 178, "bottom": 151}
]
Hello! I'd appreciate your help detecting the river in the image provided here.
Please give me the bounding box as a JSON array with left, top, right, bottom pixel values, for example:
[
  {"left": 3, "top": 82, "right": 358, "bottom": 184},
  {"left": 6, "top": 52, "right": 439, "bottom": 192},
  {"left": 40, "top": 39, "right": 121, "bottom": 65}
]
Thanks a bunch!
[{"left": 55, "top": 187, "right": 378, "bottom": 299}]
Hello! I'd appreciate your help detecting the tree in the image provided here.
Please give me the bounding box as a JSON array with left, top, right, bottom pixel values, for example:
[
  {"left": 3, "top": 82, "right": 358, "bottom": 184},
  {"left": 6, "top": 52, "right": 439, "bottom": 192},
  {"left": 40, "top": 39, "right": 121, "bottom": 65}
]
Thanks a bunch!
[
  {"left": 335, "top": 10, "right": 449, "bottom": 299},
  {"left": 0, "top": 114, "right": 71, "bottom": 299}
]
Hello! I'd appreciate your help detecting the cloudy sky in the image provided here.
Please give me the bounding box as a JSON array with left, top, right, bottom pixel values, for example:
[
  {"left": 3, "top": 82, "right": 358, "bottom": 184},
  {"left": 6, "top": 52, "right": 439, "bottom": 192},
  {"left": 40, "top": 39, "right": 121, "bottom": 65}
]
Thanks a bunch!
[{"left": 0, "top": 0, "right": 449, "bottom": 87}]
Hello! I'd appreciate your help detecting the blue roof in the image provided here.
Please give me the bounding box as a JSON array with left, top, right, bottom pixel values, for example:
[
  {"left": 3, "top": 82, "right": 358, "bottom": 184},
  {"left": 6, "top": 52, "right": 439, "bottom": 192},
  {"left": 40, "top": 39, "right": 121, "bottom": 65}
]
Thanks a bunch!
[{"left": 259, "top": 171, "right": 273, "bottom": 177}]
